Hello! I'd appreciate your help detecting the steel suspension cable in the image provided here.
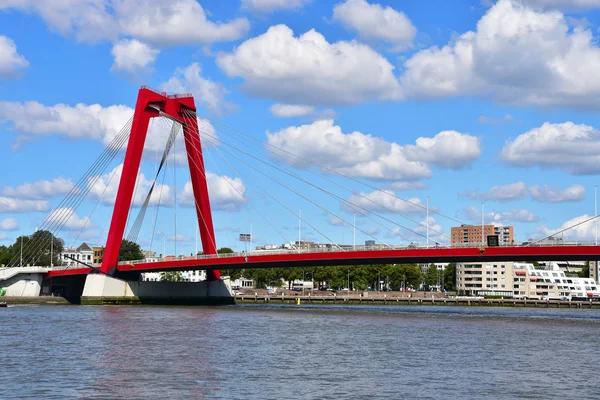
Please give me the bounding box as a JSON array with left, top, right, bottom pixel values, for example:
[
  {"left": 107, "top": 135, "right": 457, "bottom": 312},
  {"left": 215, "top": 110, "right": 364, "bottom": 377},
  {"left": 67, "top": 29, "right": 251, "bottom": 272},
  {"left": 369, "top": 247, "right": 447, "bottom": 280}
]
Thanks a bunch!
[
  {"left": 8, "top": 118, "right": 133, "bottom": 267},
  {"left": 182, "top": 111, "right": 420, "bottom": 245},
  {"left": 197, "top": 112, "right": 468, "bottom": 226},
  {"left": 182, "top": 110, "right": 385, "bottom": 248},
  {"left": 201, "top": 118, "right": 448, "bottom": 243}
]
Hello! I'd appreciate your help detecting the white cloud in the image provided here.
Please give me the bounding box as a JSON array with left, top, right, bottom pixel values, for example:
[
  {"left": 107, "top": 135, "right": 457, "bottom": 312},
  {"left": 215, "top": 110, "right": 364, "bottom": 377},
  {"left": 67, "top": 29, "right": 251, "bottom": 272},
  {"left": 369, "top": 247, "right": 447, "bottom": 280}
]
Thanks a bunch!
[
  {"left": 332, "top": 0, "right": 416, "bottom": 51},
  {"left": 480, "top": 181, "right": 528, "bottom": 201},
  {"left": 533, "top": 214, "right": 598, "bottom": 241},
  {"left": 400, "top": 0, "right": 600, "bottom": 109},
  {"left": 217, "top": 24, "right": 403, "bottom": 106},
  {"left": 116, "top": 0, "right": 249, "bottom": 46},
  {"left": 501, "top": 122, "right": 600, "bottom": 174},
  {"left": 0, "top": 0, "right": 249, "bottom": 46},
  {"left": 266, "top": 119, "right": 480, "bottom": 180},
  {"left": 269, "top": 104, "right": 315, "bottom": 118},
  {"left": 0, "top": 35, "right": 28, "bottom": 78},
  {"left": 110, "top": 39, "right": 158, "bottom": 73},
  {"left": 477, "top": 114, "right": 516, "bottom": 124},
  {"left": 88, "top": 164, "right": 174, "bottom": 207},
  {"left": 179, "top": 172, "right": 247, "bottom": 211},
  {"left": 164, "top": 232, "right": 193, "bottom": 242},
  {"left": 0, "top": 232, "right": 8, "bottom": 241},
  {"left": 0, "top": 0, "right": 116, "bottom": 43},
  {"left": 388, "top": 181, "right": 428, "bottom": 191},
  {"left": 1, "top": 177, "right": 74, "bottom": 199},
  {"left": 465, "top": 205, "right": 539, "bottom": 223},
  {"left": 404, "top": 130, "right": 481, "bottom": 170},
  {"left": 160, "top": 63, "right": 234, "bottom": 116},
  {"left": 0, "top": 99, "right": 217, "bottom": 154},
  {"left": 241, "top": 0, "right": 312, "bottom": 13},
  {"left": 0, "top": 197, "right": 50, "bottom": 212},
  {"left": 0, "top": 100, "right": 132, "bottom": 143},
  {"left": 528, "top": 184, "right": 586, "bottom": 202},
  {"left": 46, "top": 208, "right": 92, "bottom": 231},
  {"left": 0, "top": 218, "right": 18, "bottom": 230},
  {"left": 519, "top": 0, "right": 600, "bottom": 10},
  {"left": 345, "top": 190, "right": 426, "bottom": 216},
  {"left": 328, "top": 216, "right": 346, "bottom": 226},
  {"left": 468, "top": 181, "right": 585, "bottom": 202}
]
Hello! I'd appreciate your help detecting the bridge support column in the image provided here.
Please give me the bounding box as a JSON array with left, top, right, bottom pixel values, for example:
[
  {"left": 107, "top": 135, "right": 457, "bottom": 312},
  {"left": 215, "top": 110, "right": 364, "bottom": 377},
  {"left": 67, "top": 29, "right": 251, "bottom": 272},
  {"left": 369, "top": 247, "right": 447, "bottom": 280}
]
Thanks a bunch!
[{"left": 81, "top": 274, "right": 234, "bottom": 305}]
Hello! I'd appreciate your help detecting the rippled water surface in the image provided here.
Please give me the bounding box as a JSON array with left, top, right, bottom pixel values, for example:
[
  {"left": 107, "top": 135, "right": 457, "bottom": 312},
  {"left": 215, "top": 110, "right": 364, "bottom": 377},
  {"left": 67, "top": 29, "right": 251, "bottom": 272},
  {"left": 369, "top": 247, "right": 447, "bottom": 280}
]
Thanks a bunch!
[{"left": 1, "top": 304, "right": 600, "bottom": 399}]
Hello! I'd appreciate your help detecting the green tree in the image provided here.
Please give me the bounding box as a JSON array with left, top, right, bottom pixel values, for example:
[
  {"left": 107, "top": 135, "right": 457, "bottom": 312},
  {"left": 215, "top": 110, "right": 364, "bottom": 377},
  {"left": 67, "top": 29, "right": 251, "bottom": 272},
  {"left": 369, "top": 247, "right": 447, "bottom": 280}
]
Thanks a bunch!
[
  {"left": 0, "top": 245, "right": 11, "bottom": 267},
  {"left": 424, "top": 264, "right": 439, "bottom": 287},
  {"left": 118, "top": 239, "right": 144, "bottom": 262},
  {"left": 443, "top": 263, "right": 457, "bottom": 291},
  {"left": 577, "top": 261, "right": 590, "bottom": 278},
  {"left": 217, "top": 247, "right": 243, "bottom": 280},
  {"left": 6, "top": 230, "right": 64, "bottom": 267},
  {"left": 160, "top": 271, "right": 183, "bottom": 282}
]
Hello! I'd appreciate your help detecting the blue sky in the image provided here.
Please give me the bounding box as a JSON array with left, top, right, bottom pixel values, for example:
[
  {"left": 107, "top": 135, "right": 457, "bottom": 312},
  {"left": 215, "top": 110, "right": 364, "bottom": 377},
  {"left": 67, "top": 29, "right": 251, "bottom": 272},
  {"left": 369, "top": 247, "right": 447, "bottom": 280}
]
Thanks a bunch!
[{"left": 2, "top": 0, "right": 600, "bottom": 255}]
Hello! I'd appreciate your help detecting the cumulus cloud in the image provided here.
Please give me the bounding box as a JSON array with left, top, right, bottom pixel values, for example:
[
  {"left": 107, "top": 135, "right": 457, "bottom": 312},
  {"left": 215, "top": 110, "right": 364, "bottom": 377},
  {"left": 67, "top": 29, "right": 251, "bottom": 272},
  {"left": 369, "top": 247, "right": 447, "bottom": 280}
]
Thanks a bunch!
[
  {"left": 528, "top": 184, "right": 586, "bottom": 202},
  {"left": 519, "top": 0, "right": 600, "bottom": 10},
  {"left": 480, "top": 182, "right": 528, "bottom": 201},
  {"left": 400, "top": 0, "right": 600, "bottom": 109},
  {"left": 46, "top": 208, "right": 92, "bottom": 231},
  {"left": 532, "top": 214, "right": 598, "bottom": 241},
  {"left": 328, "top": 216, "right": 346, "bottom": 226},
  {"left": 110, "top": 39, "right": 158, "bottom": 73},
  {"left": 0, "top": 0, "right": 249, "bottom": 46},
  {"left": 241, "top": 0, "right": 312, "bottom": 13},
  {"left": 266, "top": 119, "right": 480, "bottom": 180},
  {"left": 465, "top": 181, "right": 585, "bottom": 202},
  {"left": 160, "top": 63, "right": 235, "bottom": 116},
  {"left": 0, "top": 218, "right": 18, "bottom": 230},
  {"left": 87, "top": 164, "right": 174, "bottom": 207},
  {"left": 477, "top": 114, "right": 516, "bottom": 124},
  {"left": 0, "top": 98, "right": 217, "bottom": 154},
  {"left": 269, "top": 104, "right": 315, "bottom": 118},
  {"left": 333, "top": 0, "right": 416, "bottom": 51},
  {"left": 0, "top": 35, "right": 28, "bottom": 78},
  {"left": 388, "top": 181, "right": 428, "bottom": 191},
  {"left": 0, "top": 100, "right": 132, "bottom": 143},
  {"left": 344, "top": 190, "right": 426, "bottom": 216},
  {"left": 501, "top": 122, "right": 600, "bottom": 174},
  {"left": 0, "top": 197, "right": 50, "bottom": 213},
  {"left": 465, "top": 205, "right": 539, "bottom": 223},
  {"left": 179, "top": 172, "right": 247, "bottom": 212},
  {"left": 217, "top": 24, "right": 403, "bottom": 106},
  {"left": 1, "top": 177, "right": 74, "bottom": 199}
]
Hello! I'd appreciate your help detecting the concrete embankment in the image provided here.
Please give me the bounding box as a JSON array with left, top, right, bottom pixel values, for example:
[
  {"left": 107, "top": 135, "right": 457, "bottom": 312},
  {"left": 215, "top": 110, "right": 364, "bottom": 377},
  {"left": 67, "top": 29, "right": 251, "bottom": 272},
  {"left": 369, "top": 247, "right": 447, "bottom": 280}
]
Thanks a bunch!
[
  {"left": 235, "top": 295, "right": 600, "bottom": 309},
  {"left": 1, "top": 296, "right": 71, "bottom": 305}
]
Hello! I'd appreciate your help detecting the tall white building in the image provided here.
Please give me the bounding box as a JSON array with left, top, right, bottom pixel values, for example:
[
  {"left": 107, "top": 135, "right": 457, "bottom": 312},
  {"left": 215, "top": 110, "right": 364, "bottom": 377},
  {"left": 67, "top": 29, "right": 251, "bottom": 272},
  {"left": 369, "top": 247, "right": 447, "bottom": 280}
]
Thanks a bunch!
[{"left": 457, "top": 261, "right": 600, "bottom": 299}]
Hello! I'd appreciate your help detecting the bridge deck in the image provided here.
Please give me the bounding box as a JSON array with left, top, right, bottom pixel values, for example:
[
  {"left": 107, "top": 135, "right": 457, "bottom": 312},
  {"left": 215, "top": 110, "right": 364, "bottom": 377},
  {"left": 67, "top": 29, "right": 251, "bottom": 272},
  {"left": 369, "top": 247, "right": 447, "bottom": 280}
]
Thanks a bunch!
[{"left": 45, "top": 245, "right": 600, "bottom": 278}]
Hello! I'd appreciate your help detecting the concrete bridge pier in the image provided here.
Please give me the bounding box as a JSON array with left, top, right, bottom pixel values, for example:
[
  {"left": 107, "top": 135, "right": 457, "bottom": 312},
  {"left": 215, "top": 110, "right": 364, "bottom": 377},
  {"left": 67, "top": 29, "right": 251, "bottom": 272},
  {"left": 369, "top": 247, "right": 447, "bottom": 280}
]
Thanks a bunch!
[{"left": 81, "top": 274, "right": 235, "bottom": 305}]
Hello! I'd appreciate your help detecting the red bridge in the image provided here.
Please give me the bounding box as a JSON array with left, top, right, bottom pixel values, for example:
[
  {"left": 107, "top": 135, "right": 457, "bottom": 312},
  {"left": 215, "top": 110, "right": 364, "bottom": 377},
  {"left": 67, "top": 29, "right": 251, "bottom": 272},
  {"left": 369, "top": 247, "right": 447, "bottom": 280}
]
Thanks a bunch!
[{"left": 31, "top": 87, "right": 600, "bottom": 280}]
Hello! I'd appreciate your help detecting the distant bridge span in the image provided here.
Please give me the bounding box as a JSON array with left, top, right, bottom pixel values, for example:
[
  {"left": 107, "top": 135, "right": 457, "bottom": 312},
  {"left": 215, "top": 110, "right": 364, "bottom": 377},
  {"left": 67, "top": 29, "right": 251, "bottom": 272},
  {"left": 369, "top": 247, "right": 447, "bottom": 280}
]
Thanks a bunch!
[{"left": 46, "top": 244, "right": 600, "bottom": 278}]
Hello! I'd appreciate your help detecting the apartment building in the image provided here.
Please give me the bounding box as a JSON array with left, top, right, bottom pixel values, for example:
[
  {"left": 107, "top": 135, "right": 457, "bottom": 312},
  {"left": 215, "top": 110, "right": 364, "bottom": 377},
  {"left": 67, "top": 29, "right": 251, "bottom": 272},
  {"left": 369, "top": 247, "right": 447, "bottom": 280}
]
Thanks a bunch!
[
  {"left": 451, "top": 224, "right": 514, "bottom": 246},
  {"left": 457, "top": 261, "right": 600, "bottom": 299}
]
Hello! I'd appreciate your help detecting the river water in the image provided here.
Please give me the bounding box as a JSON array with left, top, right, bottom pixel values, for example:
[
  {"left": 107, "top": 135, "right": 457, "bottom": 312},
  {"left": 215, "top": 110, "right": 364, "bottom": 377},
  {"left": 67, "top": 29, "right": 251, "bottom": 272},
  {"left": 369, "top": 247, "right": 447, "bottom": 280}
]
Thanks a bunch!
[{"left": 1, "top": 304, "right": 599, "bottom": 399}]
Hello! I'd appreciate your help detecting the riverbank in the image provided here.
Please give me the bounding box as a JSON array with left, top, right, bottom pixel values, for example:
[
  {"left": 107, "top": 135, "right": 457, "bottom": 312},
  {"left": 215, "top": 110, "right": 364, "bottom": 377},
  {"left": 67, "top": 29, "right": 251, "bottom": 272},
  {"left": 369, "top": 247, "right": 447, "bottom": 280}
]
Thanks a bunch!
[
  {"left": 3, "top": 294, "right": 600, "bottom": 309},
  {"left": 236, "top": 294, "right": 600, "bottom": 308},
  {"left": 1, "top": 296, "right": 71, "bottom": 305}
]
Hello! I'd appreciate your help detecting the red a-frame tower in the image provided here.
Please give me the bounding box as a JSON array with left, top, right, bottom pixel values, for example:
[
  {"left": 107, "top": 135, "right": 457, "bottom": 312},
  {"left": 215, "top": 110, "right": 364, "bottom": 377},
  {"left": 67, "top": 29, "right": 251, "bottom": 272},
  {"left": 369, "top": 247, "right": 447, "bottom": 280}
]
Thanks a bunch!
[{"left": 100, "top": 87, "right": 220, "bottom": 280}]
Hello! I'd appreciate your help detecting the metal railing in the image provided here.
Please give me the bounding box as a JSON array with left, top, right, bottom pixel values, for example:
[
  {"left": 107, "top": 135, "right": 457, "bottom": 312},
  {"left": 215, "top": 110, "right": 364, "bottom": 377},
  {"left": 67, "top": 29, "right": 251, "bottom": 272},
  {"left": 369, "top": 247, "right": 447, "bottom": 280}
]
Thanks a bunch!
[{"left": 116, "top": 240, "right": 600, "bottom": 266}]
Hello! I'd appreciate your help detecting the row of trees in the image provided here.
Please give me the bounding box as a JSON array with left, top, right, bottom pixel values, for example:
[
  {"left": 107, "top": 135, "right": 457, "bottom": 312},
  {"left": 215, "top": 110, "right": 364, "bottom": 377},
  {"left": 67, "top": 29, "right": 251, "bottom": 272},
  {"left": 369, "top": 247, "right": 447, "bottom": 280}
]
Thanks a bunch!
[
  {"left": 0, "top": 230, "right": 145, "bottom": 268},
  {"left": 226, "top": 263, "right": 457, "bottom": 291},
  {"left": 0, "top": 230, "right": 65, "bottom": 267}
]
